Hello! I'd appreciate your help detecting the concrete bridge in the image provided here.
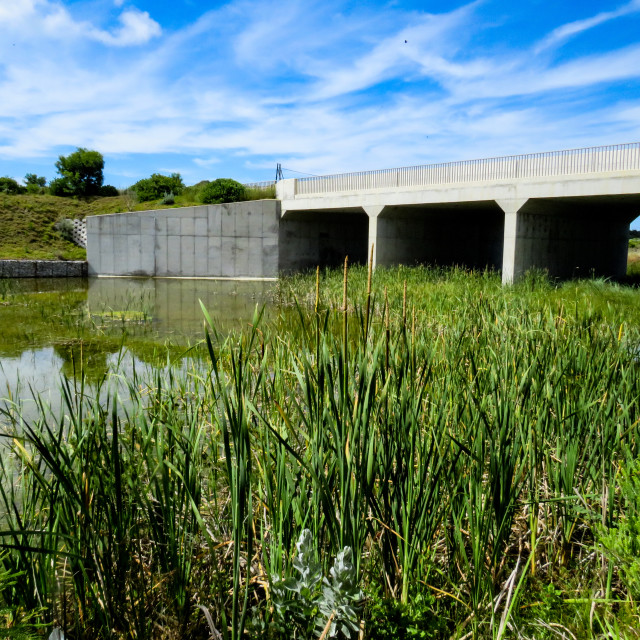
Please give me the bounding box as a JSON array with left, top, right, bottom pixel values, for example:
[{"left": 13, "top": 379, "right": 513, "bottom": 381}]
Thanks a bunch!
[
  {"left": 276, "top": 142, "right": 640, "bottom": 282},
  {"left": 87, "top": 143, "right": 640, "bottom": 282}
]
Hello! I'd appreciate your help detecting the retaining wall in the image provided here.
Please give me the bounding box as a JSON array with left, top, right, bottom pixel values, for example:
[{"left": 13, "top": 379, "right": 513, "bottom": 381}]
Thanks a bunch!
[
  {"left": 87, "top": 200, "right": 280, "bottom": 279},
  {"left": 0, "top": 260, "right": 87, "bottom": 278}
]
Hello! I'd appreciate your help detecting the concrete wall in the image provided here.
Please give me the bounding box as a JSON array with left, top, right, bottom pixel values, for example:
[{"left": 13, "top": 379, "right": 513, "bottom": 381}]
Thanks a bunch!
[
  {"left": 87, "top": 200, "right": 280, "bottom": 279},
  {"left": 279, "top": 210, "right": 368, "bottom": 273},
  {"left": 0, "top": 260, "right": 87, "bottom": 278}
]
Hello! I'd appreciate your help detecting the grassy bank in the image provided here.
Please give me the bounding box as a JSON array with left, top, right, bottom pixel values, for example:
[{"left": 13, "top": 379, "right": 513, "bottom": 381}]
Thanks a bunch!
[
  {"left": 0, "top": 185, "right": 276, "bottom": 260},
  {"left": 628, "top": 238, "right": 640, "bottom": 277},
  {"left": 1, "top": 268, "right": 640, "bottom": 638},
  {"left": 0, "top": 193, "right": 122, "bottom": 259}
]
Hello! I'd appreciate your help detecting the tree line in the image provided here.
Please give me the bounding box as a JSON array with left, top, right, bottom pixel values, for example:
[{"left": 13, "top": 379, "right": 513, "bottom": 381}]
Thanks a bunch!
[{"left": 1, "top": 147, "right": 254, "bottom": 204}]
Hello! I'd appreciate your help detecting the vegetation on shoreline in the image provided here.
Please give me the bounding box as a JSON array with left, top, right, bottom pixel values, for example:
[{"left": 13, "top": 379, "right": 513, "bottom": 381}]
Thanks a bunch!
[
  {"left": 1, "top": 267, "right": 640, "bottom": 638},
  {"left": 0, "top": 193, "right": 119, "bottom": 260},
  {"left": 0, "top": 183, "right": 275, "bottom": 260}
]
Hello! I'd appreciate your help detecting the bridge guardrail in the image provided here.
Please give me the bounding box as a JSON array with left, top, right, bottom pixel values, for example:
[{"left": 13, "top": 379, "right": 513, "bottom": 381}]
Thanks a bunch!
[
  {"left": 295, "top": 142, "right": 640, "bottom": 195},
  {"left": 243, "top": 180, "right": 276, "bottom": 190}
]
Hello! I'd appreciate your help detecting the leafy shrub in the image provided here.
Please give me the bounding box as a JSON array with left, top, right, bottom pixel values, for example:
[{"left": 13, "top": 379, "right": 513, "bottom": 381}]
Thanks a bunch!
[
  {"left": 54, "top": 218, "right": 75, "bottom": 242},
  {"left": 161, "top": 191, "right": 175, "bottom": 205},
  {"left": 271, "top": 529, "right": 363, "bottom": 638},
  {"left": 48, "top": 177, "right": 74, "bottom": 197},
  {"left": 199, "top": 178, "right": 246, "bottom": 204},
  {"left": 54, "top": 147, "right": 104, "bottom": 197},
  {"left": 99, "top": 184, "right": 119, "bottom": 197},
  {"left": 131, "top": 173, "right": 184, "bottom": 202},
  {"left": 24, "top": 173, "right": 47, "bottom": 194},
  {"left": 0, "top": 176, "right": 25, "bottom": 194}
]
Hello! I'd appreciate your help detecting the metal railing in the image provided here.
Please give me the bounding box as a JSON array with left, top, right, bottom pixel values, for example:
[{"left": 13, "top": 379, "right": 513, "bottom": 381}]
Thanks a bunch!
[
  {"left": 295, "top": 142, "right": 640, "bottom": 195},
  {"left": 243, "top": 180, "right": 276, "bottom": 190}
]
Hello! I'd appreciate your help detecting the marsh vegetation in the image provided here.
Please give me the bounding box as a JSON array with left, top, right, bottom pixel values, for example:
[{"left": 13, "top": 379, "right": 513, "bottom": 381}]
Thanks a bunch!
[{"left": 1, "top": 267, "right": 640, "bottom": 638}]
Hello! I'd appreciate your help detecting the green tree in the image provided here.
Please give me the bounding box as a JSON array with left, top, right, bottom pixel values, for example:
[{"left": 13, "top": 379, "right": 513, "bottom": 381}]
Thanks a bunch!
[
  {"left": 131, "top": 173, "right": 184, "bottom": 202},
  {"left": 24, "top": 173, "right": 47, "bottom": 194},
  {"left": 0, "top": 176, "right": 25, "bottom": 194},
  {"left": 99, "top": 185, "right": 119, "bottom": 196},
  {"left": 54, "top": 147, "right": 104, "bottom": 197},
  {"left": 24, "top": 173, "right": 46, "bottom": 187},
  {"left": 199, "top": 178, "right": 246, "bottom": 204}
]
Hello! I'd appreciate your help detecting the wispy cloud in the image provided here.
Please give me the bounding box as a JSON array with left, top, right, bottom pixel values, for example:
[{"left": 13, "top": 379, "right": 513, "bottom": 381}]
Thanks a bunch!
[
  {"left": 535, "top": 0, "right": 640, "bottom": 52},
  {"left": 90, "top": 9, "right": 161, "bottom": 47},
  {"left": 0, "top": 0, "right": 639, "bottom": 186}
]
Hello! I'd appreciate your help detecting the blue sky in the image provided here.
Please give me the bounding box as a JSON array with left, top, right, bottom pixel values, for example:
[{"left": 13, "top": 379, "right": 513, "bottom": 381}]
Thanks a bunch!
[{"left": 1, "top": 0, "right": 640, "bottom": 193}]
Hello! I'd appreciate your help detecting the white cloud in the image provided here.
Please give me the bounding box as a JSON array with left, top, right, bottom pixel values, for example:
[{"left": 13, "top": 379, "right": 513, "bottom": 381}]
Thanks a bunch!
[
  {"left": 194, "top": 157, "right": 221, "bottom": 168},
  {"left": 0, "top": 0, "right": 37, "bottom": 22},
  {"left": 90, "top": 8, "right": 161, "bottom": 47},
  {"left": 443, "top": 44, "right": 640, "bottom": 101},
  {"left": 0, "top": 1, "right": 160, "bottom": 47},
  {"left": 535, "top": 0, "right": 640, "bottom": 52}
]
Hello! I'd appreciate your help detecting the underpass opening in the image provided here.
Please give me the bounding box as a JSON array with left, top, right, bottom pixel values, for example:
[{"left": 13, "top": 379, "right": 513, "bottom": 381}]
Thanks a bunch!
[
  {"left": 514, "top": 197, "right": 640, "bottom": 279},
  {"left": 279, "top": 208, "right": 368, "bottom": 273},
  {"left": 375, "top": 202, "right": 504, "bottom": 271}
]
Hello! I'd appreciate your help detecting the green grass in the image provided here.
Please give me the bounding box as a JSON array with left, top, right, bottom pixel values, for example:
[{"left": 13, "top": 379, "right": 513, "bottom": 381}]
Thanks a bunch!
[
  {"left": 0, "top": 188, "right": 276, "bottom": 260},
  {"left": 2, "top": 267, "right": 640, "bottom": 638}
]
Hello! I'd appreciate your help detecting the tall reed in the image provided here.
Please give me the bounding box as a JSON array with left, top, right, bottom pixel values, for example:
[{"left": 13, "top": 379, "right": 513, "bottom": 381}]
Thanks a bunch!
[{"left": 1, "top": 267, "right": 640, "bottom": 638}]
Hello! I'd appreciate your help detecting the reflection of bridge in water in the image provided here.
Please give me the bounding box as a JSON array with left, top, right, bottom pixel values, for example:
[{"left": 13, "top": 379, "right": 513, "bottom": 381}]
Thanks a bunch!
[{"left": 277, "top": 142, "right": 640, "bottom": 282}]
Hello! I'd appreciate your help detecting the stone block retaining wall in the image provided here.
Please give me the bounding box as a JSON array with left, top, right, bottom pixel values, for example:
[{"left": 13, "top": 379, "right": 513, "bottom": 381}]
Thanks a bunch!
[{"left": 0, "top": 260, "right": 88, "bottom": 278}]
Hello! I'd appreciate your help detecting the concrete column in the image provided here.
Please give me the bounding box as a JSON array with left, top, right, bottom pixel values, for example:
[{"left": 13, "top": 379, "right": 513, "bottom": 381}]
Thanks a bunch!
[
  {"left": 363, "top": 205, "right": 385, "bottom": 268},
  {"left": 497, "top": 199, "right": 528, "bottom": 284}
]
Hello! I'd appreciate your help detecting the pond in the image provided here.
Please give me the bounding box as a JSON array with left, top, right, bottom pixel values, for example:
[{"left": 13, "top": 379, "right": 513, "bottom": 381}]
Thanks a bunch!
[{"left": 0, "top": 277, "right": 279, "bottom": 413}]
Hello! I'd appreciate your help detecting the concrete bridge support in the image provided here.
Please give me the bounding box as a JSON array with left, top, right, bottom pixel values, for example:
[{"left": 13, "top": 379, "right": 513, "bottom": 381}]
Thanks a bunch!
[{"left": 363, "top": 197, "right": 637, "bottom": 283}]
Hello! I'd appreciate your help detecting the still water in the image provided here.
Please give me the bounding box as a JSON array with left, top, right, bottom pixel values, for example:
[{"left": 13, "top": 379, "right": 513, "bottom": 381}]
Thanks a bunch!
[{"left": 0, "top": 277, "right": 279, "bottom": 408}]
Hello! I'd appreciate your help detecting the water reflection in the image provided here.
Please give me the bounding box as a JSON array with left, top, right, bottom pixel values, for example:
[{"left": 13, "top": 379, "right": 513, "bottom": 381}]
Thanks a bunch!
[
  {"left": 87, "top": 277, "right": 275, "bottom": 340},
  {"left": 0, "top": 276, "right": 279, "bottom": 402},
  {"left": 0, "top": 348, "right": 176, "bottom": 424}
]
